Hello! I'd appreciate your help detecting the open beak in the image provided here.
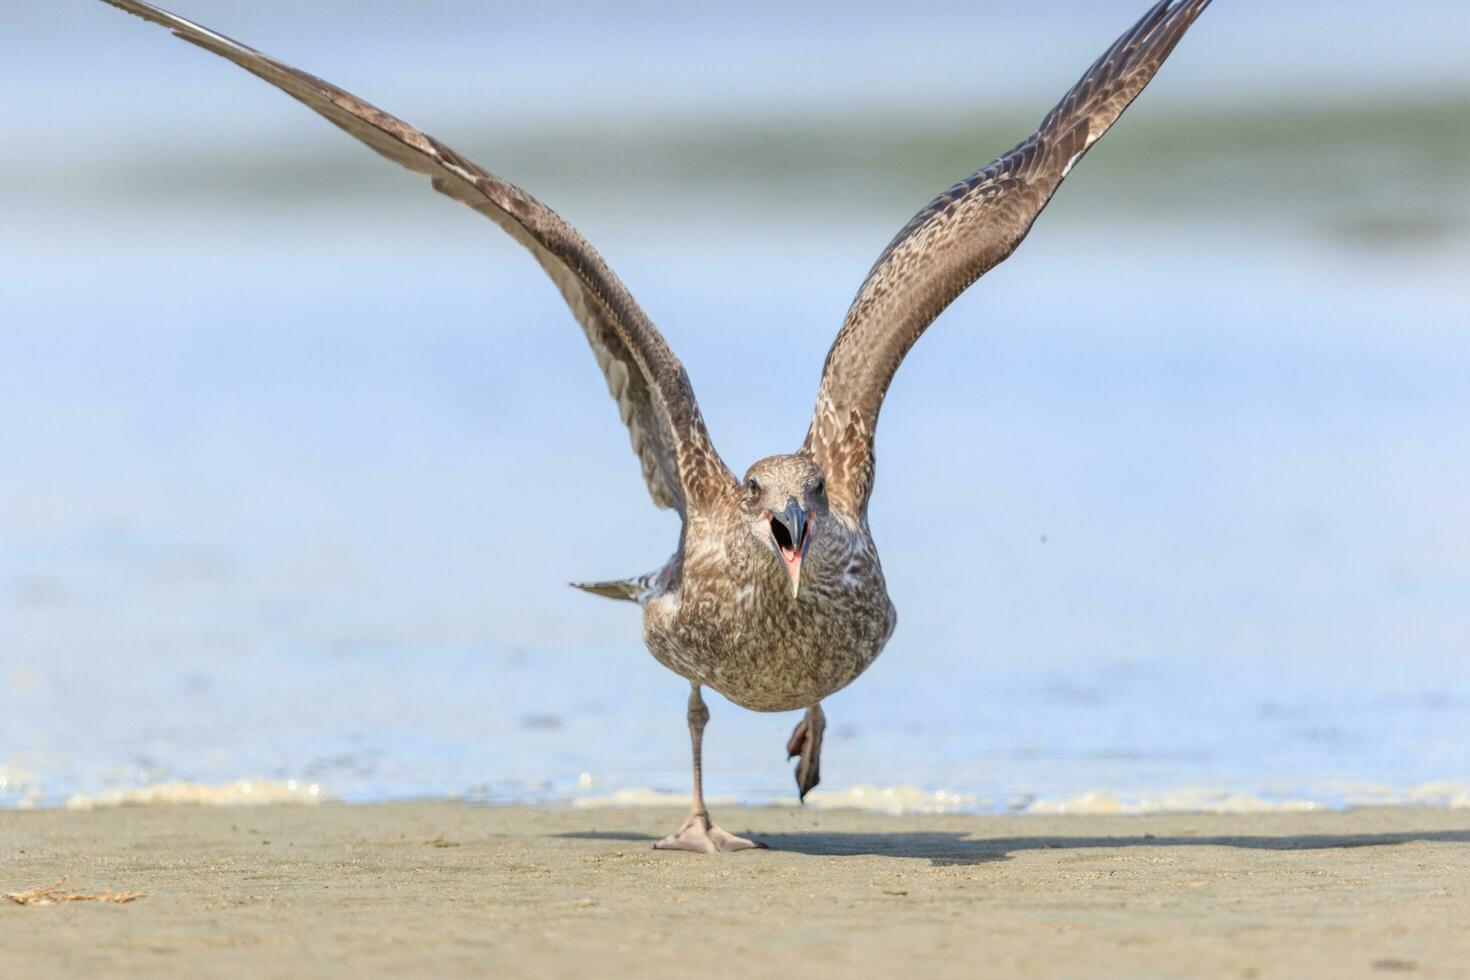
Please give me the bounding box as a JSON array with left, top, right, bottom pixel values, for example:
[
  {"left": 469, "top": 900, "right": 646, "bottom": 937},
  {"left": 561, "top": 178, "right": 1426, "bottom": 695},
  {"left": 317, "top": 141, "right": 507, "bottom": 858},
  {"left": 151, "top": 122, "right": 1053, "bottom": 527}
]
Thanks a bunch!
[{"left": 769, "top": 497, "right": 810, "bottom": 598}]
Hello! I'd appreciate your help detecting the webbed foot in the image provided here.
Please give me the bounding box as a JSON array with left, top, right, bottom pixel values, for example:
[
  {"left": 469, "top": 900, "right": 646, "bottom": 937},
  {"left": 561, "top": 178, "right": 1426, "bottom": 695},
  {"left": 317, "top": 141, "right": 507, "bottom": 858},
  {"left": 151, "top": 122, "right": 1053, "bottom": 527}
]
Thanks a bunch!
[
  {"left": 786, "top": 702, "right": 826, "bottom": 801},
  {"left": 653, "top": 811, "right": 766, "bottom": 853}
]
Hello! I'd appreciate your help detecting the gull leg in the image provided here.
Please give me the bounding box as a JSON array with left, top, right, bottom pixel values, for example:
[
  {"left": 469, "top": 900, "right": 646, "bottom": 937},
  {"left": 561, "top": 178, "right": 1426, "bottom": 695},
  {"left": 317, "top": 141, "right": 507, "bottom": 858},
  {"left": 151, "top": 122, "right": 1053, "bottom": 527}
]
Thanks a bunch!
[
  {"left": 654, "top": 684, "right": 765, "bottom": 853},
  {"left": 786, "top": 701, "right": 826, "bottom": 801}
]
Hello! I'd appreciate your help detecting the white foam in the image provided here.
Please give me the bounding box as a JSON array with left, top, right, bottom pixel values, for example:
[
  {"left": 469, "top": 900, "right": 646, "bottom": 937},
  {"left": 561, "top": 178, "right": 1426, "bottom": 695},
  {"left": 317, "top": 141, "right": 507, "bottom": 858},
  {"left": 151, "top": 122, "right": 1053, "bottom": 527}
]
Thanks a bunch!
[
  {"left": 1400, "top": 781, "right": 1470, "bottom": 808},
  {"left": 1025, "top": 788, "right": 1323, "bottom": 816},
  {"left": 570, "top": 781, "right": 1470, "bottom": 817},
  {"left": 0, "top": 765, "right": 44, "bottom": 809},
  {"left": 800, "top": 784, "right": 987, "bottom": 816},
  {"left": 571, "top": 783, "right": 984, "bottom": 816},
  {"left": 64, "top": 778, "right": 329, "bottom": 809},
  {"left": 1026, "top": 782, "right": 1470, "bottom": 815}
]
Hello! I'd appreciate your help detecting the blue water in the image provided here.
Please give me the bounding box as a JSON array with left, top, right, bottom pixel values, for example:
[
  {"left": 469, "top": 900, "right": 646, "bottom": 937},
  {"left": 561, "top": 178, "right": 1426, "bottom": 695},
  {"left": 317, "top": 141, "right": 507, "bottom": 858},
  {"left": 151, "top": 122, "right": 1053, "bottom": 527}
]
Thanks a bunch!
[{"left": 3, "top": 1, "right": 1469, "bottom": 810}]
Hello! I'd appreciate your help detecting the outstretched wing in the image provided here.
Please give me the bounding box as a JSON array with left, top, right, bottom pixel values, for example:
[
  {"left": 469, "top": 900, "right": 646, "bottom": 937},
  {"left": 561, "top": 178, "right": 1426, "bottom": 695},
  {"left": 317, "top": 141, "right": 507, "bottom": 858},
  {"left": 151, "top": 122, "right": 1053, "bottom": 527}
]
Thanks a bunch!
[
  {"left": 101, "top": 0, "right": 734, "bottom": 515},
  {"left": 804, "top": 0, "right": 1211, "bottom": 517}
]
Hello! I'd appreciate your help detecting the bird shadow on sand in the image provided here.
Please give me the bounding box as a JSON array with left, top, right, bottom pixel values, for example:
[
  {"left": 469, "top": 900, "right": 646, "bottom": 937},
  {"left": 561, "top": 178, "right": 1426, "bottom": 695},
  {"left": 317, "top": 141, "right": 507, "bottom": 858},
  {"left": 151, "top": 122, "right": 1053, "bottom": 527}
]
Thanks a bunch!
[{"left": 557, "top": 828, "right": 1470, "bottom": 867}]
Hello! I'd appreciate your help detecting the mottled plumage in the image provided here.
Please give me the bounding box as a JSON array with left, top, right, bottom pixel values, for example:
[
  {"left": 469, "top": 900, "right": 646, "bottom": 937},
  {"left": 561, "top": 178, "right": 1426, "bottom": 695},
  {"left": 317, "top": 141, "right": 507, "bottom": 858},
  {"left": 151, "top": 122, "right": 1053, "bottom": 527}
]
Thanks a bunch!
[
  {"left": 644, "top": 456, "right": 895, "bottom": 713},
  {"left": 100, "top": 0, "right": 1212, "bottom": 852},
  {"left": 807, "top": 0, "right": 1212, "bottom": 517}
]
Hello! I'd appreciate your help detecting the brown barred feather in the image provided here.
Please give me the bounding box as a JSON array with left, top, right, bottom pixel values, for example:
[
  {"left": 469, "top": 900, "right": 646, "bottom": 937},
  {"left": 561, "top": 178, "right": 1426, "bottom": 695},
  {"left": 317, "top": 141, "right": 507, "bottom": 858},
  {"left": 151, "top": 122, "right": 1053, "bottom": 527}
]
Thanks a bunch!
[
  {"left": 804, "top": 0, "right": 1211, "bottom": 518},
  {"left": 99, "top": 0, "right": 734, "bottom": 517}
]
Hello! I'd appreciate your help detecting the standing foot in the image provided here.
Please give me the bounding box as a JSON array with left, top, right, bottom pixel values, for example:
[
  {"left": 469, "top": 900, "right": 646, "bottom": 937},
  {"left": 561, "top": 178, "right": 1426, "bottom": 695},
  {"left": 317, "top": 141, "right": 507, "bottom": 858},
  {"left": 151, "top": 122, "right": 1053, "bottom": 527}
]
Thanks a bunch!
[
  {"left": 786, "top": 702, "right": 826, "bottom": 801},
  {"left": 653, "top": 811, "right": 766, "bottom": 854}
]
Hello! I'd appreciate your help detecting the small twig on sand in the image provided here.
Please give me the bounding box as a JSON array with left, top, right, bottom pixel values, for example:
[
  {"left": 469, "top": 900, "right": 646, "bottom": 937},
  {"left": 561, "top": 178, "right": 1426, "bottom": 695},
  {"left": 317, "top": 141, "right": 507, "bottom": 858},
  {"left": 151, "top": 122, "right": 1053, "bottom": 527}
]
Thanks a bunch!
[{"left": 6, "top": 876, "right": 144, "bottom": 905}]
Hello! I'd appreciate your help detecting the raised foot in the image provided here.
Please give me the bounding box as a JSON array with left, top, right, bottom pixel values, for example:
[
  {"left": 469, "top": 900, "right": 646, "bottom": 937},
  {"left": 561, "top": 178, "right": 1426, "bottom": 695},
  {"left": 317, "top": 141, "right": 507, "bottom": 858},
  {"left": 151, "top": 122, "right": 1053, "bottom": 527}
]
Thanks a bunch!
[
  {"left": 787, "top": 703, "right": 826, "bottom": 801},
  {"left": 653, "top": 811, "right": 766, "bottom": 854}
]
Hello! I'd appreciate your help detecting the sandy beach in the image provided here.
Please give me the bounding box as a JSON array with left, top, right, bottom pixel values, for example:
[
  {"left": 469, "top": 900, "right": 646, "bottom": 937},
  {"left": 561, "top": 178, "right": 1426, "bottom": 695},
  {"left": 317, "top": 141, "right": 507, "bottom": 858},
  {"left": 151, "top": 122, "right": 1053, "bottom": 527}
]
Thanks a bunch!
[{"left": 3, "top": 803, "right": 1469, "bottom": 978}]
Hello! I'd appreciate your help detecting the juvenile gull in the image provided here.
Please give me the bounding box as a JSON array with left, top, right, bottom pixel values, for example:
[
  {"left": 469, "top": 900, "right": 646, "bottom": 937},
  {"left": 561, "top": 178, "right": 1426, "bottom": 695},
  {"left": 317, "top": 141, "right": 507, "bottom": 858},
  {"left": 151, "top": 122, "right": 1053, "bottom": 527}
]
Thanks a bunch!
[{"left": 100, "top": 0, "right": 1213, "bottom": 851}]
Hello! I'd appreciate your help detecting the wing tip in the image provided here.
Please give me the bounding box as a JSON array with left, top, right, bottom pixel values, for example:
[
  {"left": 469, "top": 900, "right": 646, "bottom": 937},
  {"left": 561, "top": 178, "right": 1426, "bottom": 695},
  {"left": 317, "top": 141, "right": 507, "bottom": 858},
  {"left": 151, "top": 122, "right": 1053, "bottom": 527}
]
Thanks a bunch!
[
  {"left": 570, "top": 579, "right": 643, "bottom": 602},
  {"left": 98, "top": 0, "right": 180, "bottom": 30},
  {"left": 98, "top": 0, "right": 252, "bottom": 59}
]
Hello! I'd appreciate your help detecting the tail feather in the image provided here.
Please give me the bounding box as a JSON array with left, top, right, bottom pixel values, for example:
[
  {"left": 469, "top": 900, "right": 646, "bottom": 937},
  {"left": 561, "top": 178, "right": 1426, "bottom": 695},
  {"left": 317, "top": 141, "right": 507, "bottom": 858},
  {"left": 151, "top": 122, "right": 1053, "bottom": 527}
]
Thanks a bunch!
[{"left": 570, "top": 572, "right": 657, "bottom": 604}]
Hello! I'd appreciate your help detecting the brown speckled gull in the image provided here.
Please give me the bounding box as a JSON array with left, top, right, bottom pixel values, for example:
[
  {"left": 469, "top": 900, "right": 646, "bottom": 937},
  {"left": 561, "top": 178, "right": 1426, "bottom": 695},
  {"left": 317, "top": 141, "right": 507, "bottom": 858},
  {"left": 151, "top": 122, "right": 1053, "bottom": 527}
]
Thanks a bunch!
[{"left": 100, "top": 0, "right": 1212, "bottom": 852}]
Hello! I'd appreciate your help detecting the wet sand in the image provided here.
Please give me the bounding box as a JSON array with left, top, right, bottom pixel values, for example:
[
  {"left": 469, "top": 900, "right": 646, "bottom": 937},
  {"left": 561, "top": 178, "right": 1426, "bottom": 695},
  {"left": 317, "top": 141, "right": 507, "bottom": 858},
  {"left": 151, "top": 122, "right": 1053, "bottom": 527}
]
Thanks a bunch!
[{"left": 3, "top": 803, "right": 1469, "bottom": 978}]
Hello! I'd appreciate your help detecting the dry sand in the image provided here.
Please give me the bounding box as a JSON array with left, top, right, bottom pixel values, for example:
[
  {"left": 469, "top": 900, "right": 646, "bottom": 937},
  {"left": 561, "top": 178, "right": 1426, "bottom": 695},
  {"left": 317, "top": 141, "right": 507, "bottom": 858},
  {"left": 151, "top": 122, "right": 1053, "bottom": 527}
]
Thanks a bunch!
[{"left": 3, "top": 803, "right": 1469, "bottom": 978}]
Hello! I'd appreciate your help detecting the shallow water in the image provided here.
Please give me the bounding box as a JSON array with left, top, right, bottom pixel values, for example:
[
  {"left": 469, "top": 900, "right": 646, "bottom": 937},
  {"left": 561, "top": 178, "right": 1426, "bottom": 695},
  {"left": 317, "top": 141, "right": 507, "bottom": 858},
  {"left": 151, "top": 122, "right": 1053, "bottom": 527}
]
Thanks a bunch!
[{"left": 3, "top": 2, "right": 1469, "bottom": 812}]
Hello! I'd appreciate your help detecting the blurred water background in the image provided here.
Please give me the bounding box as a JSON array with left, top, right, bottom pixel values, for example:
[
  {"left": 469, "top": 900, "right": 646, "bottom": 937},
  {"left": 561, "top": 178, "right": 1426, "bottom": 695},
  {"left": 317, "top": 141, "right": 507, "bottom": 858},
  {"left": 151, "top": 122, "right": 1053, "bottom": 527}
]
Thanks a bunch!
[{"left": 3, "top": 1, "right": 1468, "bottom": 811}]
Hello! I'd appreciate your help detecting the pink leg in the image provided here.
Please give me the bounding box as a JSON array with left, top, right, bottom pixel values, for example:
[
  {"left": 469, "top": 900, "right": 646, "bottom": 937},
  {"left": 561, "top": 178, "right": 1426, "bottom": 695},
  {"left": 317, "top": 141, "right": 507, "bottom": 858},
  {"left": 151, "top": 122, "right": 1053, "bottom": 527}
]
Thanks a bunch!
[{"left": 653, "top": 685, "right": 765, "bottom": 854}]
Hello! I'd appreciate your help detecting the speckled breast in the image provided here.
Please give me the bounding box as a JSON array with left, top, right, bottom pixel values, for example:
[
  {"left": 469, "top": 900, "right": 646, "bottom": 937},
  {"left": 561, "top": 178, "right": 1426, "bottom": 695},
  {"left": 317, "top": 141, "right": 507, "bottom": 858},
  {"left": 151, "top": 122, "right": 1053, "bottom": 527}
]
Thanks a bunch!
[{"left": 642, "top": 572, "right": 897, "bottom": 713}]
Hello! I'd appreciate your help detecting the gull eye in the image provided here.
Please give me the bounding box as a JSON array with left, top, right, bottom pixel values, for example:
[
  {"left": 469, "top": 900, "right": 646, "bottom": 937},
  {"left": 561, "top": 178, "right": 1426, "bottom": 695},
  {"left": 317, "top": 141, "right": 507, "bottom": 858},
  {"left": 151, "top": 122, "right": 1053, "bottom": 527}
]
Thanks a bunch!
[{"left": 747, "top": 478, "right": 760, "bottom": 495}]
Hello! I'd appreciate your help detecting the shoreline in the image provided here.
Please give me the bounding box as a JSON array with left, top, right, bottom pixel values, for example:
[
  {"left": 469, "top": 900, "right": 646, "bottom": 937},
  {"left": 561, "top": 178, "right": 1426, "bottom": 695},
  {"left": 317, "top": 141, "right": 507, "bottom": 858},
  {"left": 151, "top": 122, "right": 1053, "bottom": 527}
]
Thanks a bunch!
[
  {"left": 12, "top": 773, "right": 1470, "bottom": 816},
  {"left": 4, "top": 803, "right": 1469, "bottom": 977}
]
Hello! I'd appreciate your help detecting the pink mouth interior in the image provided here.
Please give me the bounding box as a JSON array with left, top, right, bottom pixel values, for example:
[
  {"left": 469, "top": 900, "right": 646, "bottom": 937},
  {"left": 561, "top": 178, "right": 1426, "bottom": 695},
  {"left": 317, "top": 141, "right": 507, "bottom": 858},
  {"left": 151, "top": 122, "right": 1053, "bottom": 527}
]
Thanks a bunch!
[{"left": 772, "top": 516, "right": 808, "bottom": 568}]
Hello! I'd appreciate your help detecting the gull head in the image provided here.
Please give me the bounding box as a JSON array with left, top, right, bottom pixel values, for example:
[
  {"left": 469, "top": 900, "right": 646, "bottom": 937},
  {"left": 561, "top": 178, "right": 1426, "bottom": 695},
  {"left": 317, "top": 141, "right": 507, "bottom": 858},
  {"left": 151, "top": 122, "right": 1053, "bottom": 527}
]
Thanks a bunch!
[{"left": 738, "top": 454, "right": 829, "bottom": 598}]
